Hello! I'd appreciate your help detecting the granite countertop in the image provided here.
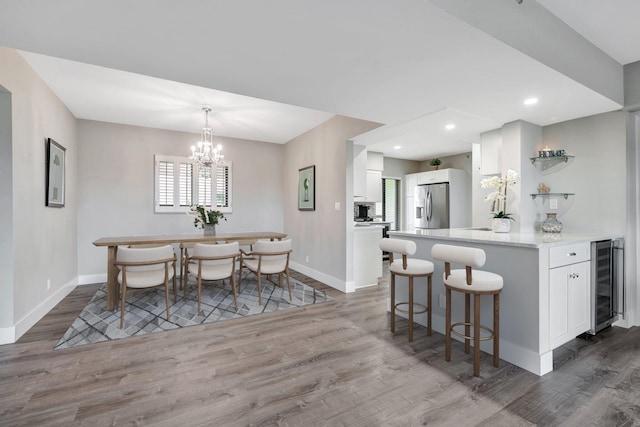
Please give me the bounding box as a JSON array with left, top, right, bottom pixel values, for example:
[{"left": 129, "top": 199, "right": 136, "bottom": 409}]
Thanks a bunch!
[{"left": 388, "top": 228, "right": 623, "bottom": 248}]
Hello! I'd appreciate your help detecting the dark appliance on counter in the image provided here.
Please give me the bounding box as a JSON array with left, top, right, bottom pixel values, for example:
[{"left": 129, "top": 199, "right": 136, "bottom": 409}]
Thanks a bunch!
[
  {"left": 355, "top": 204, "right": 371, "bottom": 221},
  {"left": 588, "top": 239, "right": 624, "bottom": 334}
]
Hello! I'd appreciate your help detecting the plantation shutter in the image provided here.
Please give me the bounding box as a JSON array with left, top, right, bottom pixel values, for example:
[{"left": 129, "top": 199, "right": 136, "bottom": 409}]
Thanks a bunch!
[
  {"left": 157, "top": 161, "right": 174, "bottom": 206},
  {"left": 216, "top": 165, "right": 229, "bottom": 209},
  {"left": 179, "top": 162, "right": 193, "bottom": 207}
]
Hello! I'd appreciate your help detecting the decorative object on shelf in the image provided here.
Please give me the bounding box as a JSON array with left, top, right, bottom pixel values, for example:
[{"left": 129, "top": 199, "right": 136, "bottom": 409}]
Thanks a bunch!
[
  {"left": 480, "top": 169, "right": 519, "bottom": 232},
  {"left": 538, "top": 145, "right": 557, "bottom": 158},
  {"left": 298, "top": 165, "right": 315, "bottom": 211},
  {"left": 537, "top": 183, "right": 550, "bottom": 194},
  {"left": 188, "top": 205, "right": 226, "bottom": 235},
  {"left": 541, "top": 213, "right": 563, "bottom": 233},
  {"left": 189, "top": 106, "right": 224, "bottom": 179},
  {"left": 45, "top": 138, "right": 66, "bottom": 208},
  {"left": 429, "top": 158, "right": 441, "bottom": 170}
]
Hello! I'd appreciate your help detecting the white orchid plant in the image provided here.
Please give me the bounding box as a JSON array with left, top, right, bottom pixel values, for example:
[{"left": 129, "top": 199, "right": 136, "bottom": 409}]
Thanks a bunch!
[
  {"left": 187, "top": 205, "right": 226, "bottom": 229},
  {"left": 480, "top": 169, "right": 519, "bottom": 220}
]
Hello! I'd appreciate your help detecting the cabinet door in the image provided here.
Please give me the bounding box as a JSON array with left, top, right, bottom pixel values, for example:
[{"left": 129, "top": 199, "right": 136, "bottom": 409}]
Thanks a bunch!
[
  {"left": 353, "top": 144, "right": 367, "bottom": 198},
  {"left": 480, "top": 129, "right": 501, "bottom": 176},
  {"left": 570, "top": 261, "right": 590, "bottom": 336},
  {"left": 549, "top": 261, "right": 591, "bottom": 349},
  {"left": 366, "top": 170, "right": 382, "bottom": 202},
  {"left": 550, "top": 265, "right": 571, "bottom": 349},
  {"left": 405, "top": 196, "right": 414, "bottom": 230}
]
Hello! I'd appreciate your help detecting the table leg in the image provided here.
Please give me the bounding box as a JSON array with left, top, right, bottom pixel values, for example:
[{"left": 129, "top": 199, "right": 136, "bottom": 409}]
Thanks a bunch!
[{"left": 107, "top": 245, "right": 119, "bottom": 311}]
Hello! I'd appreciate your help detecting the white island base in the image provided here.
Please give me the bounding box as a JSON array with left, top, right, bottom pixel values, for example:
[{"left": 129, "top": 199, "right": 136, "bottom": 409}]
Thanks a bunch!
[{"left": 388, "top": 228, "right": 622, "bottom": 376}]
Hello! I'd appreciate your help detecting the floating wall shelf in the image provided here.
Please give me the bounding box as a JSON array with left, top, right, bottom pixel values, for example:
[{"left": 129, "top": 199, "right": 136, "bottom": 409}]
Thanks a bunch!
[
  {"left": 530, "top": 192, "right": 575, "bottom": 200},
  {"left": 530, "top": 155, "right": 575, "bottom": 175}
]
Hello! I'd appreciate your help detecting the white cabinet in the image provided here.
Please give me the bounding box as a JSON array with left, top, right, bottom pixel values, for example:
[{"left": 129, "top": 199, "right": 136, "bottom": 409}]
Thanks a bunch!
[
  {"left": 353, "top": 226, "right": 383, "bottom": 288},
  {"left": 417, "top": 169, "right": 449, "bottom": 185},
  {"left": 549, "top": 243, "right": 591, "bottom": 349},
  {"left": 367, "top": 151, "right": 384, "bottom": 171},
  {"left": 353, "top": 144, "right": 367, "bottom": 198},
  {"left": 403, "top": 173, "right": 417, "bottom": 230},
  {"left": 366, "top": 170, "right": 382, "bottom": 203},
  {"left": 480, "top": 128, "right": 502, "bottom": 176}
]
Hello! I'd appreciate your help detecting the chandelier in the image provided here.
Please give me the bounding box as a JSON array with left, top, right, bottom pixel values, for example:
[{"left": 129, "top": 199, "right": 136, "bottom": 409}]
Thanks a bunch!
[{"left": 190, "top": 106, "right": 223, "bottom": 178}]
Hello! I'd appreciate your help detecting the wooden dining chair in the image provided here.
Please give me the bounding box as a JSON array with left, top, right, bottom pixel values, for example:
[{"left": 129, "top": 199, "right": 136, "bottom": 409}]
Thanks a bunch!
[
  {"left": 115, "top": 245, "right": 177, "bottom": 328},
  {"left": 183, "top": 242, "right": 241, "bottom": 312},
  {"left": 239, "top": 239, "right": 292, "bottom": 305}
]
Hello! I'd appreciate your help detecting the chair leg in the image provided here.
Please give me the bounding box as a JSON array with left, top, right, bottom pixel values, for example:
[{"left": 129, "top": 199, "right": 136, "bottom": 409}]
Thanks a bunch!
[
  {"left": 494, "top": 293, "right": 500, "bottom": 368},
  {"left": 285, "top": 269, "right": 292, "bottom": 301},
  {"left": 465, "top": 293, "right": 471, "bottom": 354},
  {"left": 390, "top": 273, "right": 396, "bottom": 334},
  {"left": 427, "top": 274, "right": 432, "bottom": 336},
  {"left": 231, "top": 273, "right": 239, "bottom": 311},
  {"left": 408, "top": 276, "right": 414, "bottom": 342},
  {"left": 165, "top": 280, "right": 171, "bottom": 321},
  {"left": 257, "top": 272, "right": 263, "bottom": 306},
  {"left": 445, "top": 287, "right": 451, "bottom": 362},
  {"left": 197, "top": 276, "right": 202, "bottom": 314},
  {"left": 120, "top": 284, "right": 127, "bottom": 329},
  {"left": 474, "top": 293, "right": 481, "bottom": 377},
  {"left": 173, "top": 264, "right": 177, "bottom": 303},
  {"left": 183, "top": 269, "right": 188, "bottom": 298}
]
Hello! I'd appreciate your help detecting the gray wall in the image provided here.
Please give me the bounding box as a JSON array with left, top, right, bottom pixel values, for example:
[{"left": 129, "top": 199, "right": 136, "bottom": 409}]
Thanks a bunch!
[
  {"left": 0, "top": 48, "right": 78, "bottom": 331},
  {"left": 77, "top": 120, "right": 285, "bottom": 277},
  {"left": 284, "top": 116, "right": 380, "bottom": 286},
  {"left": 542, "top": 111, "right": 627, "bottom": 234},
  {"left": 625, "top": 60, "right": 640, "bottom": 111},
  {"left": 418, "top": 152, "right": 472, "bottom": 173}
]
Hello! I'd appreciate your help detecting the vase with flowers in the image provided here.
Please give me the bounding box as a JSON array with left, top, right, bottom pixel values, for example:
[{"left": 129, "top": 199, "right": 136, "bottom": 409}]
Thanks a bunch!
[
  {"left": 188, "top": 205, "right": 227, "bottom": 235},
  {"left": 480, "top": 169, "right": 519, "bottom": 233}
]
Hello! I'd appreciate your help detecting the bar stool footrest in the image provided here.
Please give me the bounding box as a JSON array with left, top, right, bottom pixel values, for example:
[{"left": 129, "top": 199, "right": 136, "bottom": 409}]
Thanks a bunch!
[
  {"left": 451, "top": 322, "right": 495, "bottom": 341},
  {"left": 394, "top": 302, "right": 428, "bottom": 315}
]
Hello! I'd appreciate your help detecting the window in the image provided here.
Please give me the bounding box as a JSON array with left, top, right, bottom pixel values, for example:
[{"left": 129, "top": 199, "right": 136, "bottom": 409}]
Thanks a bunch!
[{"left": 154, "top": 155, "right": 232, "bottom": 213}]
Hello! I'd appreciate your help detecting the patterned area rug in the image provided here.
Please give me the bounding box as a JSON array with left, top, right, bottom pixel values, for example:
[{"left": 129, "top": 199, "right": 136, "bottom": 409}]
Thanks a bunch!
[{"left": 55, "top": 274, "right": 333, "bottom": 350}]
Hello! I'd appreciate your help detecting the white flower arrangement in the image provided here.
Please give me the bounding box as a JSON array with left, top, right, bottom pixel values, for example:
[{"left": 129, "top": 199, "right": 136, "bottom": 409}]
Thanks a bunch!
[
  {"left": 187, "top": 205, "right": 226, "bottom": 229},
  {"left": 480, "top": 169, "right": 519, "bottom": 220}
]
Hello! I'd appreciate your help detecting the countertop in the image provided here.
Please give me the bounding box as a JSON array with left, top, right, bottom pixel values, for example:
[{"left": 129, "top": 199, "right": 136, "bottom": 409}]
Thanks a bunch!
[{"left": 388, "top": 228, "right": 623, "bottom": 248}]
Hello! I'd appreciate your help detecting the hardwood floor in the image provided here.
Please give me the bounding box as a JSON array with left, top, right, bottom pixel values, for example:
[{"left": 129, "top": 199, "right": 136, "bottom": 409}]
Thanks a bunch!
[{"left": 1, "top": 270, "right": 639, "bottom": 426}]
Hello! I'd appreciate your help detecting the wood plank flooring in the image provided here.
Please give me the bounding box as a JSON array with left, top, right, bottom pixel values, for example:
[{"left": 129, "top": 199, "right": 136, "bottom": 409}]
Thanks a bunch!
[{"left": 1, "top": 270, "right": 639, "bottom": 426}]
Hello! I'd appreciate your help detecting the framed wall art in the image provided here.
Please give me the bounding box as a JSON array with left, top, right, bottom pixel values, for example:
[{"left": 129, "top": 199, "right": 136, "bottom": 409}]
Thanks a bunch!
[
  {"left": 46, "top": 138, "right": 66, "bottom": 208},
  {"left": 298, "top": 165, "right": 315, "bottom": 211}
]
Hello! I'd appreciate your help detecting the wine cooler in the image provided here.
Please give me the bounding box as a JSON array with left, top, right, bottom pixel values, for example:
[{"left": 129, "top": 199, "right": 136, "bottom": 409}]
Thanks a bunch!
[{"left": 588, "top": 239, "right": 624, "bottom": 334}]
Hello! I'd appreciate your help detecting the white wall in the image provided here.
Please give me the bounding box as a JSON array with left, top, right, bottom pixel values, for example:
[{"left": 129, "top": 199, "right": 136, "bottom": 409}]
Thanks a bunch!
[
  {"left": 284, "top": 116, "right": 380, "bottom": 290},
  {"left": 0, "top": 48, "right": 78, "bottom": 341},
  {"left": 0, "top": 87, "right": 13, "bottom": 331},
  {"left": 77, "top": 120, "right": 285, "bottom": 278}
]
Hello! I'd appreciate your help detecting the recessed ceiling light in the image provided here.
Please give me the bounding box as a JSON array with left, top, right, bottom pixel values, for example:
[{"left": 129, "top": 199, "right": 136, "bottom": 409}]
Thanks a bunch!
[
  {"left": 445, "top": 123, "right": 456, "bottom": 130},
  {"left": 524, "top": 97, "right": 538, "bottom": 105},
  {"left": 393, "top": 145, "right": 402, "bottom": 150}
]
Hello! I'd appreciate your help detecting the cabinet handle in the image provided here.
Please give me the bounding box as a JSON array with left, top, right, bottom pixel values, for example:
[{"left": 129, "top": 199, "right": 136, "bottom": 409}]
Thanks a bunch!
[
  {"left": 568, "top": 252, "right": 577, "bottom": 256},
  {"left": 569, "top": 273, "right": 580, "bottom": 279}
]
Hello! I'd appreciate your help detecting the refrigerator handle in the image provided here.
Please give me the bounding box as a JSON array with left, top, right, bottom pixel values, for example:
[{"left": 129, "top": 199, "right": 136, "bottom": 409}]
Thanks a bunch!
[{"left": 426, "top": 191, "right": 432, "bottom": 222}]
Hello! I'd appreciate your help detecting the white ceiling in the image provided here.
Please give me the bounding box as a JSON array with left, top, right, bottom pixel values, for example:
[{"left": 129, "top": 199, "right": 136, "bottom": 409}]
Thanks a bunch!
[{"left": 1, "top": 0, "right": 638, "bottom": 161}]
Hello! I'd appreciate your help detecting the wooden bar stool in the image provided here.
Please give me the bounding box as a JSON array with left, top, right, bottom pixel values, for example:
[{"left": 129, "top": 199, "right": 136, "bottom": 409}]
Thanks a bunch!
[
  {"left": 379, "top": 238, "right": 434, "bottom": 342},
  {"left": 431, "top": 244, "right": 503, "bottom": 377}
]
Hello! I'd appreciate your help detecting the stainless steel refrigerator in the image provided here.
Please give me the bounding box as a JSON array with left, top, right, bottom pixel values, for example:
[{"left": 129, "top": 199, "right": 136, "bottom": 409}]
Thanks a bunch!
[{"left": 414, "top": 183, "right": 449, "bottom": 229}]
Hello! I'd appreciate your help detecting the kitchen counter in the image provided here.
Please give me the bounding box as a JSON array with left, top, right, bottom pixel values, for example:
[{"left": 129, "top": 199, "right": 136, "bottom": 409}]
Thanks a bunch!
[
  {"left": 390, "top": 228, "right": 622, "bottom": 248},
  {"left": 385, "top": 228, "right": 623, "bottom": 376}
]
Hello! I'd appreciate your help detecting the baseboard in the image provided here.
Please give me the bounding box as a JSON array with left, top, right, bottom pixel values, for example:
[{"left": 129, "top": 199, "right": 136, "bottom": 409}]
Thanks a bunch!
[
  {"left": 11, "top": 277, "right": 78, "bottom": 343},
  {"left": 78, "top": 273, "right": 107, "bottom": 285},
  {"left": 0, "top": 326, "right": 15, "bottom": 345},
  {"left": 289, "top": 262, "right": 350, "bottom": 293}
]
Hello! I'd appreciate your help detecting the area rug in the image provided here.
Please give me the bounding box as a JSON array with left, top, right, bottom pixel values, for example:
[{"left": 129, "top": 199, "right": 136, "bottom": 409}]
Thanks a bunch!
[{"left": 55, "top": 274, "right": 333, "bottom": 350}]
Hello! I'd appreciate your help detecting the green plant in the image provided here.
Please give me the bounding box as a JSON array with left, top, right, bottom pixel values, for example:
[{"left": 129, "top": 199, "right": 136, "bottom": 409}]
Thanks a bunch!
[
  {"left": 188, "top": 205, "right": 227, "bottom": 229},
  {"left": 429, "top": 158, "right": 441, "bottom": 166}
]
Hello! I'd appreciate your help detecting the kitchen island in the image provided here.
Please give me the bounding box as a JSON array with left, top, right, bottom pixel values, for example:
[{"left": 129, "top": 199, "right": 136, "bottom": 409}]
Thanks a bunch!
[{"left": 387, "top": 228, "right": 622, "bottom": 375}]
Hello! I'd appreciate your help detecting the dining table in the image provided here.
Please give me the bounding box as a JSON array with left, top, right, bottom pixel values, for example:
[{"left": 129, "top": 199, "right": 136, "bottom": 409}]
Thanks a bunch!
[{"left": 93, "top": 231, "right": 287, "bottom": 310}]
